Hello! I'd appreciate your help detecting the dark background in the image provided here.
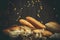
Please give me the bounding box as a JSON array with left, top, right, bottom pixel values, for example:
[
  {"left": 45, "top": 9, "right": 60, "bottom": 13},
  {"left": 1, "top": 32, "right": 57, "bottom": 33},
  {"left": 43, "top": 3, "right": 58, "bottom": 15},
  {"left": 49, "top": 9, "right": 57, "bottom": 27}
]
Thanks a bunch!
[
  {"left": 0, "top": 0, "right": 60, "bottom": 40},
  {"left": 1, "top": 0, "right": 60, "bottom": 28}
]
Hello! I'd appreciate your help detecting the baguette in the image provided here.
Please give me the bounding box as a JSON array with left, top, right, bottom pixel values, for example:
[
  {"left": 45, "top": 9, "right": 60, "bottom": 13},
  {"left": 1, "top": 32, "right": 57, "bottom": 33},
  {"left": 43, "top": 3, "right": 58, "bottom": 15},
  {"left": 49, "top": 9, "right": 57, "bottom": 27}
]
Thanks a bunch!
[
  {"left": 3, "top": 26, "right": 20, "bottom": 34},
  {"left": 3, "top": 29, "right": 10, "bottom": 34},
  {"left": 26, "top": 16, "right": 46, "bottom": 29},
  {"left": 19, "top": 19, "right": 35, "bottom": 29},
  {"left": 42, "top": 30, "right": 53, "bottom": 37},
  {"left": 33, "top": 29, "right": 53, "bottom": 37}
]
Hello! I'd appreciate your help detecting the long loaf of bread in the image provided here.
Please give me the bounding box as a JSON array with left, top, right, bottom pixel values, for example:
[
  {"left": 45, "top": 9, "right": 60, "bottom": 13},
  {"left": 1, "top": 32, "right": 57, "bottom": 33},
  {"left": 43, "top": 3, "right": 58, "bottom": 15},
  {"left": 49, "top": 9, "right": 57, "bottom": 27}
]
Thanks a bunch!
[
  {"left": 33, "top": 29, "right": 53, "bottom": 37},
  {"left": 42, "top": 30, "right": 53, "bottom": 37},
  {"left": 26, "top": 16, "right": 46, "bottom": 29},
  {"left": 19, "top": 19, "right": 35, "bottom": 29}
]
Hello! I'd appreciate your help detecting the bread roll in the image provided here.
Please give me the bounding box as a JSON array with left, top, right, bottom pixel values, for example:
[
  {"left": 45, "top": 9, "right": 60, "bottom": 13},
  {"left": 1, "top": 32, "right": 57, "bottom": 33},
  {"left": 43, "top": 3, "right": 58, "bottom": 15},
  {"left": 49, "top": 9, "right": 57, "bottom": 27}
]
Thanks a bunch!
[
  {"left": 3, "top": 25, "right": 20, "bottom": 34},
  {"left": 45, "top": 21, "right": 60, "bottom": 33},
  {"left": 19, "top": 19, "right": 35, "bottom": 29},
  {"left": 3, "top": 29, "right": 10, "bottom": 34},
  {"left": 33, "top": 29, "right": 53, "bottom": 37},
  {"left": 26, "top": 16, "right": 46, "bottom": 29},
  {"left": 42, "top": 30, "right": 53, "bottom": 37}
]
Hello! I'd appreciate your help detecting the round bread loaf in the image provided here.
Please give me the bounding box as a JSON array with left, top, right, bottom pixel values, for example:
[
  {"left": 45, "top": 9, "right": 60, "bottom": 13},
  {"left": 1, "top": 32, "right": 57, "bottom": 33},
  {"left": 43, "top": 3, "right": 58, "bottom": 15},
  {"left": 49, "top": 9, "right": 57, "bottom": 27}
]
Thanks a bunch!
[{"left": 45, "top": 21, "right": 60, "bottom": 33}]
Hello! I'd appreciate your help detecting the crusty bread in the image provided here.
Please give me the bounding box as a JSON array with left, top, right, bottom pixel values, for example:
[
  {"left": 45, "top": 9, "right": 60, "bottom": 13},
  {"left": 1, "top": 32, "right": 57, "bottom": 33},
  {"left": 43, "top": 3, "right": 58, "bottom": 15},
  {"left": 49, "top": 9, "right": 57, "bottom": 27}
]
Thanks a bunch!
[
  {"left": 26, "top": 16, "right": 46, "bottom": 29},
  {"left": 42, "top": 30, "right": 53, "bottom": 37},
  {"left": 45, "top": 21, "right": 60, "bottom": 33},
  {"left": 3, "top": 26, "right": 20, "bottom": 33},
  {"left": 33, "top": 29, "right": 53, "bottom": 37},
  {"left": 19, "top": 19, "right": 35, "bottom": 29}
]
